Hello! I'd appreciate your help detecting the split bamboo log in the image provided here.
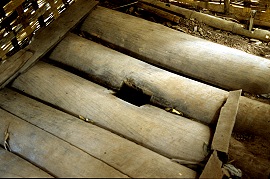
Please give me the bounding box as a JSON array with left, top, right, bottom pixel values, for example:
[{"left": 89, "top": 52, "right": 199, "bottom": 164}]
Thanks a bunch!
[
  {"left": 0, "top": 88, "right": 197, "bottom": 178},
  {"left": 0, "top": 109, "right": 128, "bottom": 178},
  {"left": 0, "top": 148, "right": 53, "bottom": 178},
  {"left": 49, "top": 33, "right": 270, "bottom": 138},
  {"left": 138, "top": 0, "right": 270, "bottom": 42},
  {"left": 81, "top": 6, "right": 270, "bottom": 95},
  {"left": 11, "top": 61, "right": 211, "bottom": 164}
]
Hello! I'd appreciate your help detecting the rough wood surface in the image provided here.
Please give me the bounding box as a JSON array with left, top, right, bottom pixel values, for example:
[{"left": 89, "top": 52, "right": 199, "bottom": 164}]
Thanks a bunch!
[
  {"left": 199, "top": 151, "right": 223, "bottom": 178},
  {"left": 0, "top": 109, "right": 128, "bottom": 178},
  {"left": 172, "top": 0, "right": 270, "bottom": 27},
  {"left": 211, "top": 90, "right": 241, "bottom": 153},
  {"left": 0, "top": 0, "right": 98, "bottom": 89},
  {"left": 0, "top": 148, "right": 53, "bottom": 178},
  {"left": 11, "top": 61, "right": 211, "bottom": 164},
  {"left": 0, "top": 88, "right": 196, "bottom": 178},
  {"left": 229, "top": 138, "right": 270, "bottom": 179},
  {"left": 49, "top": 33, "right": 270, "bottom": 138},
  {"left": 139, "top": 0, "right": 270, "bottom": 42},
  {"left": 81, "top": 6, "right": 270, "bottom": 94}
]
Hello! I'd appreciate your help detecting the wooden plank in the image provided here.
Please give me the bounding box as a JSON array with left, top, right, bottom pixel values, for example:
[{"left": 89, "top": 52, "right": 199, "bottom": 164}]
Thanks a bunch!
[
  {"left": 212, "top": 90, "right": 242, "bottom": 153},
  {"left": 49, "top": 33, "right": 270, "bottom": 138},
  {"left": 81, "top": 6, "right": 270, "bottom": 94},
  {"left": 0, "top": 50, "right": 33, "bottom": 84},
  {"left": 0, "top": 88, "right": 196, "bottom": 178},
  {"left": 0, "top": 148, "right": 53, "bottom": 178},
  {"left": 199, "top": 151, "right": 224, "bottom": 178},
  {"left": 11, "top": 61, "right": 211, "bottom": 164},
  {"left": 0, "top": 108, "right": 128, "bottom": 178},
  {"left": 0, "top": 0, "right": 98, "bottom": 89}
]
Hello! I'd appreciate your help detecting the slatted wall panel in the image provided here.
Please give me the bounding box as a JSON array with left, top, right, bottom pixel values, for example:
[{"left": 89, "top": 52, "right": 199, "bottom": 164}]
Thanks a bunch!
[{"left": 0, "top": 0, "right": 77, "bottom": 60}]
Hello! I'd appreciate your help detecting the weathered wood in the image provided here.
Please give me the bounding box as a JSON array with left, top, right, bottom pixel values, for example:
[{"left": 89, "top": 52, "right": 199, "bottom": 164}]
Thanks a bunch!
[
  {"left": 50, "top": 33, "right": 270, "bottom": 138},
  {"left": 0, "top": 108, "right": 128, "bottom": 178},
  {"left": 0, "top": 88, "right": 196, "bottom": 178},
  {"left": 0, "top": 0, "right": 98, "bottom": 89},
  {"left": 199, "top": 151, "right": 223, "bottom": 178},
  {"left": 81, "top": 6, "right": 270, "bottom": 94},
  {"left": 172, "top": 0, "right": 270, "bottom": 27},
  {"left": 0, "top": 50, "right": 33, "bottom": 86},
  {"left": 211, "top": 90, "right": 241, "bottom": 153},
  {"left": 138, "top": 0, "right": 270, "bottom": 42},
  {"left": 0, "top": 148, "right": 53, "bottom": 178},
  {"left": 11, "top": 61, "right": 211, "bottom": 164},
  {"left": 229, "top": 138, "right": 270, "bottom": 179}
]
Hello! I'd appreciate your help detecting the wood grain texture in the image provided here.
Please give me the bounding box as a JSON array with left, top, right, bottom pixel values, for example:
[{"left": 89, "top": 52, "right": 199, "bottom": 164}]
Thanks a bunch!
[
  {"left": 49, "top": 33, "right": 270, "bottom": 138},
  {"left": 11, "top": 61, "right": 211, "bottom": 164},
  {"left": 0, "top": 109, "right": 128, "bottom": 178},
  {"left": 0, "top": 88, "right": 196, "bottom": 178},
  {"left": 0, "top": 0, "right": 98, "bottom": 89},
  {"left": 212, "top": 90, "right": 241, "bottom": 153},
  {"left": 81, "top": 6, "right": 270, "bottom": 94},
  {"left": 0, "top": 148, "right": 53, "bottom": 178},
  {"left": 0, "top": 50, "right": 33, "bottom": 88},
  {"left": 199, "top": 151, "right": 223, "bottom": 178}
]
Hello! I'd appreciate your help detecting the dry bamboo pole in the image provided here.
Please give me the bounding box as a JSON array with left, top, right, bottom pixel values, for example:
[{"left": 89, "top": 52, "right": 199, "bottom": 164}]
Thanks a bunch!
[{"left": 49, "top": 33, "right": 270, "bottom": 138}]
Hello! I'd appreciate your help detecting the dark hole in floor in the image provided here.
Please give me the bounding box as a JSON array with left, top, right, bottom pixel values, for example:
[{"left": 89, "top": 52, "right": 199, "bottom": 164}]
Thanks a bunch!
[{"left": 114, "top": 83, "right": 151, "bottom": 107}]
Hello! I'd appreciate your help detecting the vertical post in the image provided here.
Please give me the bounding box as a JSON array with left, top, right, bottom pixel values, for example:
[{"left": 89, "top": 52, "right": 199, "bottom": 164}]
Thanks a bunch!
[{"left": 224, "top": 0, "right": 230, "bottom": 14}]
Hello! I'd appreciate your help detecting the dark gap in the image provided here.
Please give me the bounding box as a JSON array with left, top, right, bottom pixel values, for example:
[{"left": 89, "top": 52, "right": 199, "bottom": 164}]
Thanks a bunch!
[
  {"left": 114, "top": 82, "right": 151, "bottom": 107},
  {"left": 42, "top": 58, "right": 118, "bottom": 91}
]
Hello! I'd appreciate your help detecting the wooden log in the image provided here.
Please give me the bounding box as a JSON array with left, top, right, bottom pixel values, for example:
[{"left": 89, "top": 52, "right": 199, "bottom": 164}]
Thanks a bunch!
[
  {"left": 0, "top": 108, "right": 128, "bottom": 178},
  {"left": 138, "top": 0, "right": 270, "bottom": 42},
  {"left": 49, "top": 33, "right": 270, "bottom": 138},
  {"left": 229, "top": 138, "right": 270, "bottom": 179},
  {"left": 0, "top": 88, "right": 197, "bottom": 178},
  {"left": 81, "top": 6, "right": 270, "bottom": 94},
  {"left": 0, "top": 148, "right": 53, "bottom": 178},
  {"left": 0, "top": 0, "right": 98, "bottom": 89},
  {"left": 11, "top": 61, "right": 211, "bottom": 164}
]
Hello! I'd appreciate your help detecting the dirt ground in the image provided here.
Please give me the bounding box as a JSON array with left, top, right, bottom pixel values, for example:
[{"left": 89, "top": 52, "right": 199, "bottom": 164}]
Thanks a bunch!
[{"left": 99, "top": 1, "right": 270, "bottom": 178}]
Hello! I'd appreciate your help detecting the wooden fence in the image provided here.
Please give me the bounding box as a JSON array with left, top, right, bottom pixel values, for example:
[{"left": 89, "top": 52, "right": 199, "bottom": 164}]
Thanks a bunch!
[{"left": 0, "top": 0, "right": 77, "bottom": 61}]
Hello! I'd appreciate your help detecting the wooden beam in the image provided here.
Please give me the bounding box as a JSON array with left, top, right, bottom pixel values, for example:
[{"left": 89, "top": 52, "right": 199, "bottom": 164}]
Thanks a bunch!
[
  {"left": 0, "top": 88, "right": 196, "bottom": 178},
  {"left": 49, "top": 33, "right": 270, "bottom": 139},
  {"left": 81, "top": 6, "right": 270, "bottom": 94},
  {"left": 0, "top": 148, "right": 53, "bottom": 178},
  {"left": 0, "top": 0, "right": 98, "bottom": 89},
  {"left": 0, "top": 108, "right": 128, "bottom": 178},
  {"left": 11, "top": 61, "right": 211, "bottom": 164},
  {"left": 211, "top": 90, "right": 242, "bottom": 153}
]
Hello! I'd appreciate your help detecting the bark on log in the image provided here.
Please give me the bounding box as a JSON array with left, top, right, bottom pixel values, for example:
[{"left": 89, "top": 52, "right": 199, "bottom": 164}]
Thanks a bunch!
[
  {"left": 81, "top": 6, "right": 270, "bottom": 94},
  {"left": 0, "top": 148, "right": 53, "bottom": 178},
  {"left": 0, "top": 109, "right": 128, "bottom": 178},
  {"left": 0, "top": 88, "right": 197, "bottom": 178},
  {"left": 11, "top": 61, "right": 211, "bottom": 164},
  {"left": 49, "top": 33, "right": 270, "bottom": 138},
  {"left": 138, "top": 0, "right": 270, "bottom": 42}
]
